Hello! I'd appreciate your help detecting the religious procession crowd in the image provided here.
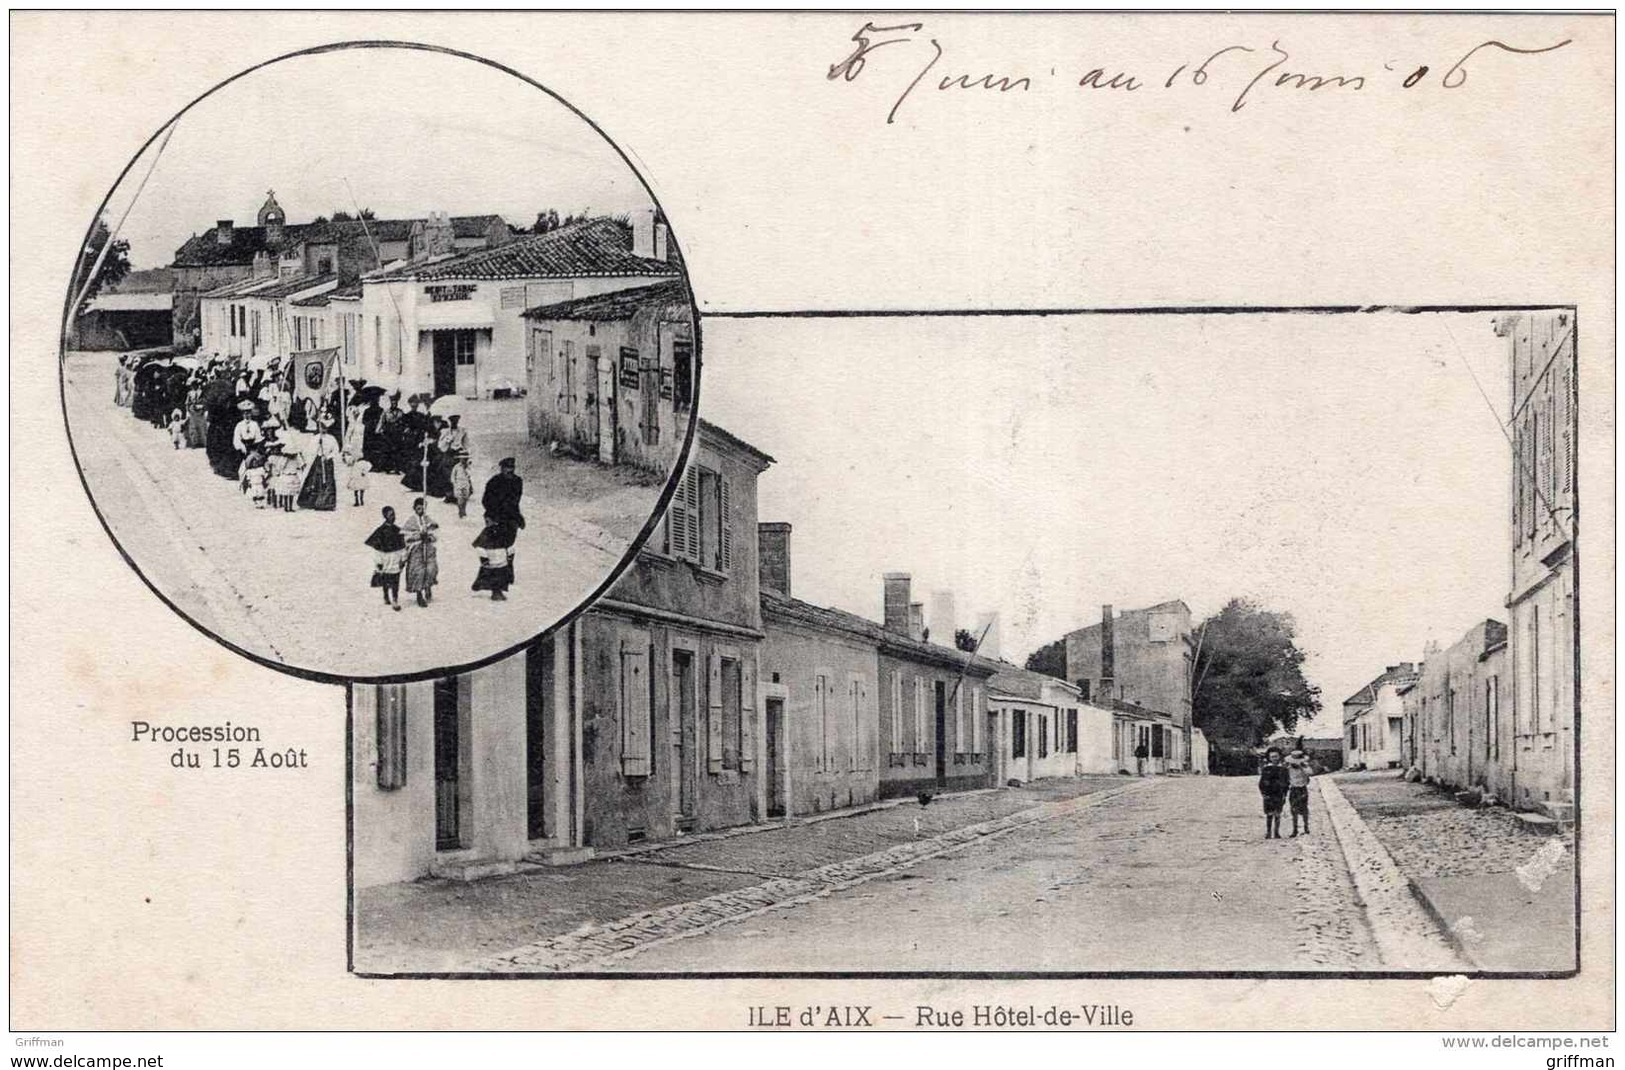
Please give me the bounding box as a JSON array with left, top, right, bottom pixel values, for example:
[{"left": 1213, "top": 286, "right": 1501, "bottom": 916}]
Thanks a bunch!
[{"left": 113, "top": 351, "right": 529, "bottom": 610}]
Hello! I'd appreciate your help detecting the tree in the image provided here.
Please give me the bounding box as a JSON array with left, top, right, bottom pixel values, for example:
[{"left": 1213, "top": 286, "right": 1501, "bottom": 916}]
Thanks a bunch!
[
  {"left": 1191, "top": 598, "right": 1320, "bottom": 748},
  {"left": 1024, "top": 637, "right": 1066, "bottom": 678},
  {"left": 954, "top": 628, "right": 979, "bottom": 653},
  {"left": 331, "top": 210, "right": 354, "bottom": 222},
  {"left": 75, "top": 215, "right": 131, "bottom": 306}
]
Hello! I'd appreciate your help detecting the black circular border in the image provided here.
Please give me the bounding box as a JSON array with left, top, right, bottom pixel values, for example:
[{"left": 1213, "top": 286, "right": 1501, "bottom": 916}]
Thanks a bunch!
[{"left": 58, "top": 39, "right": 704, "bottom": 687}]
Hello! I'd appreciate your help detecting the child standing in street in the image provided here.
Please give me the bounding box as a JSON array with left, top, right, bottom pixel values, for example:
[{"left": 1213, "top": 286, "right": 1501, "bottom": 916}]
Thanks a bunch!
[
  {"left": 1285, "top": 738, "right": 1314, "bottom": 836},
  {"left": 1258, "top": 747, "right": 1289, "bottom": 840},
  {"left": 167, "top": 408, "right": 186, "bottom": 449},
  {"left": 345, "top": 452, "right": 371, "bottom": 508},
  {"left": 450, "top": 454, "right": 472, "bottom": 519}
]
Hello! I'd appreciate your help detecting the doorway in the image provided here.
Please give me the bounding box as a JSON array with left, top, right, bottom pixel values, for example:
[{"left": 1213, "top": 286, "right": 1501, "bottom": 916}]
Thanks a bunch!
[
  {"left": 526, "top": 643, "right": 549, "bottom": 841},
  {"left": 432, "top": 330, "right": 478, "bottom": 399},
  {"left": 596, "top": 352, "right": 617, "bottom": 464},
  {"left": 934, "top": 680, "right": 948, "bottom": 786},
  {"left": 671, "top": 649, "right": 697, "bottom": 825},
  {"left": 765, "top": 697, "right": 786, "bottom": 818},
  {"left": 433, "top": 677, "right": 462, "bottom": 850}
]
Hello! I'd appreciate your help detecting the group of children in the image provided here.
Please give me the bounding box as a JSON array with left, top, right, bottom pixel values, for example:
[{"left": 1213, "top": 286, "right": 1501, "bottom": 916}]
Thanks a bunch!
[
  {"left": 232, "top": 447, "right": 473, "bottom": 516},
  {"left": 1257, "top": 740, "right": 1315, "bottom": 839},
  {"left": 237, "top": 447, "right": 308, "bottom": 512}
]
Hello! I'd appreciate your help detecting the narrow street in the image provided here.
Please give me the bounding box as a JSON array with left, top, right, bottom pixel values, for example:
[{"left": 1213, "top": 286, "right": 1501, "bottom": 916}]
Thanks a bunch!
[
  {"left": 588, "top": 775, "right": 1381, "bottom": 973},
  {"left": 358, "top": 775, "right": 1493, "bottom": 975},
  {"left": 63, "top": 350, "right": 663, "bottom": 677}
]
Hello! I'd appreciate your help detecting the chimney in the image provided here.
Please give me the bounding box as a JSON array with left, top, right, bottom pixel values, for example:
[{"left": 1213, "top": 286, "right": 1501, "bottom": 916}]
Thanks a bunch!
[
  {"left": 973, "top": 612, "right": 1002, "bottom": 660},
  {"left": 909, "top": 603, "right": 925, "bottom": 642},
  {"left": 421, "top": 211, "right": 455, "bottom": 259},
  {"left": 1100, "top": 604, "right": 1116, "bottom": 696},
  {"left": 653, "top": 221, "right": 670, "bottom": 262},
  {"left": 216, "top": 220, "right": 234, "bottom": 246},
  {"left": 252, "top": 250, "right": 274, "bottom": 279},
  {"left": 928, "top": 590, "right": 957, "bottom": 648},
  {"left": 883, "top": 573, "right": 912, "bottom": 635},
  {"left": 631, "top": 207, "right": 657, "bottom": 259},
  {"left": 758, "top": 523, "right": 791, "bottom": 596}
]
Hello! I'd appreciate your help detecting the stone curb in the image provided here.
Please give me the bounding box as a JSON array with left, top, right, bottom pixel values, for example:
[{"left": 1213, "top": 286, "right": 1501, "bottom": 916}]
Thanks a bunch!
[
  {"left": 474, "top": 779, "right": 1157, "bottom": 972},
  {"left": 1319, "top": 776, "right": 1469, "bottom": 972}
]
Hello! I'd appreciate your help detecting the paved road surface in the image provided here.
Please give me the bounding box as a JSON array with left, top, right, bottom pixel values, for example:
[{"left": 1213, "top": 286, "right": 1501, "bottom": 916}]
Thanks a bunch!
[{"left": 63, "top": 351, "right": 659, "bottom": 677}]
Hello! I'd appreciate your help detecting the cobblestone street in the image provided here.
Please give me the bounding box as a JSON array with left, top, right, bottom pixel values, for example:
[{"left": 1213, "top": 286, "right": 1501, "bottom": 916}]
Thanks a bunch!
[{"left": 357, "top": 775, "right": 1475, "bottom": 975}]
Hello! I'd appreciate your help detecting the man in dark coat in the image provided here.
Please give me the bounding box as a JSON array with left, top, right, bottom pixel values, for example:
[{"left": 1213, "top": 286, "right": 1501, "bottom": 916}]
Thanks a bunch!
[{"left": 480, "top": 457, "right": 526, "bottom": 549}]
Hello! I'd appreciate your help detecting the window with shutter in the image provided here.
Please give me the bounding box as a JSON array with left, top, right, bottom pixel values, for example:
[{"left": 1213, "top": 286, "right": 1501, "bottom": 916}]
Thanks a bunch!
[
  {"left": 375, "top": 684, "right": 408, "bottom": 790},
  {"left": 815, "top": 674, "right": 828, "bottom": 771},
  {"left": 972, "top": 686, "right": 982, "bottom": 752},
  {"left": 685, "top": 467, "right": 702, "bottom": 564},
  {"left": 914, "top": 678, "right": 926, "bottom": 754},
  {"left": 954, "top": 684, "right": 965, "bottom": 755},
  {"left": 890, "top": 672, "right": 902, "bottom": 755},
  {"left": 707, "top": 653, "right": 724, "bottom": 773},
  {"left": 739, "top": 657, "right": 756, "bottom": 773},
  {"left": 1561, "top": 363, "right": 1574, "bottom": 495},
  {"left": 619, "top": 635, "right": 652, "bottom": 777},
  {"left": 719, "top": 477, "right": 733, "bottom": 573},
  {"left": 669, "top": 466, "right": 700, "bottom": 562},
  {"left": 858, "top": 677, "right": 871, "bottom": 770}
]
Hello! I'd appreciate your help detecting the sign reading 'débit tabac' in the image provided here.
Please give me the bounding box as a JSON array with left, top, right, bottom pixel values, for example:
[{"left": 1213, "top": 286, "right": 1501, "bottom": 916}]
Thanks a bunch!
[
  {"left": 130, "top": 721, "right": 308, "bottom": 772},
  {"left": 747, "top": 1003, "right": 1135, "bottom": 1029}
]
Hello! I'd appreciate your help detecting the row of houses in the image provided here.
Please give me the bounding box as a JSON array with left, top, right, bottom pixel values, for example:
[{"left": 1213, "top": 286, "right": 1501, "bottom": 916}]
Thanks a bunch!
[
  {"left": 352, "top": 418, "right": 1209, "bottom": 889},
  {"left": 1343, "top": 309, "right": 1576, "bottom": 822},
  {"left": 185, "top": 194, "right": 694, "bottom": 475}
]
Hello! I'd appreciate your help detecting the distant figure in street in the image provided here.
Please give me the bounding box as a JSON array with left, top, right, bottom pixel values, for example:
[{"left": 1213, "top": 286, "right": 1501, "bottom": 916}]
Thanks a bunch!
[
  {"left": 365, "top": 506, "right": 407, "bottom": 612},
  {"left": 1134, "top": 739, "right": 1149, "bottom": 777},
  {"left": 1259, "top": 747, "right": 1289, "bottom": 840},
  {"left": 167, "top": 408, "right": 186, "bottom": 449},
  {"left": 1285, "top": 737, "right": 1314, "bottom": 836}
]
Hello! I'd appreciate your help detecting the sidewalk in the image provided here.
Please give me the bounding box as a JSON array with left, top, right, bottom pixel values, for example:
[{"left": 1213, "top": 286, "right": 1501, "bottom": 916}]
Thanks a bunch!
[
  {"left": 1333, "top": 771, "right": 1576, "bottom": 973},
  {"left": 354, "top": 776, "right": 1132, "bottom": 973}
]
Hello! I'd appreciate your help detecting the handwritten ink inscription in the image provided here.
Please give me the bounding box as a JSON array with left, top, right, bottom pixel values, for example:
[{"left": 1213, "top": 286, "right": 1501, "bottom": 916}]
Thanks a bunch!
[{"left": 827, "top": 23, "right": 1574, "bottom": 123}]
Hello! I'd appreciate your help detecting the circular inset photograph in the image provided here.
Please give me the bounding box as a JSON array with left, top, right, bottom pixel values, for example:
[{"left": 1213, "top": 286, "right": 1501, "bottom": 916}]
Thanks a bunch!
[{"left": 61, "top": 44, "right": 699, "bottom": 681}]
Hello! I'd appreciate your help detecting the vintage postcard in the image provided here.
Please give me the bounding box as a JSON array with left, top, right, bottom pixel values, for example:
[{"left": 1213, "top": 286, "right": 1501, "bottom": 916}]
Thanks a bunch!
[{"left": 9, "top": 8, "right": 1614, "bottom": 1044}]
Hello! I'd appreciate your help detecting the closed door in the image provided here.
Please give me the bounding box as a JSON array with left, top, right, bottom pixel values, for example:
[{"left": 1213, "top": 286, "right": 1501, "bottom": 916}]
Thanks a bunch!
[
  {"left": 934, "top": 681, "right": 947, "bottom": 785},
  {"left": 597, "top": 358, "right": 616, "bottom": 464},
  {"left": 765, "top": 697, "right": 786, "bottom": 818},
  {"left": 433, "top": 678, "right": 461, "bottom": 850},
  {"left": 452, "top": 330, "right": 478, "bottom": 398},
  {"left": 672, "top": 651, "right": 696, "bottom": 820}
]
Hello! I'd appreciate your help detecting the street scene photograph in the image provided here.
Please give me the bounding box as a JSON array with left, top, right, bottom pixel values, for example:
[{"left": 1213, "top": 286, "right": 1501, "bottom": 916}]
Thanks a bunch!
[
  {"left": 356, "top": 307, "right": 1578, "bottom": 976},
  {"left": 61, "top": 44, "right": 697, "bottom": 679}
]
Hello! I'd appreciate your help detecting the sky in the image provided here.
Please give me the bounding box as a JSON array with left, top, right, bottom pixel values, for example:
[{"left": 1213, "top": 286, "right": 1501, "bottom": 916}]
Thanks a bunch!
[
  {"left": 94, "top": 47, "right": 656, "bottom": 269},
  {"left": 702, "top": 310, "right": 1518, "bottom": 739}
]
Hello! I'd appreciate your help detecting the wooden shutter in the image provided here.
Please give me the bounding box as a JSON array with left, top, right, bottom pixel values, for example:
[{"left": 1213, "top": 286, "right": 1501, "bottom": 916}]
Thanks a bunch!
[
  {"left": 858, "top": 677, "right": 871, "bottom": 770},
  {"left": 739, "top": 656, "right": 756, "bottom": 773},
  {"left": 719, "top": 477, "right": 734, "bottom": 573},
  {"left": 707, "top": 653, "right": 724, "bottom": 773},
  {"left": 815, "top": 675, "right": 828, "bottom": 771},
  {"left": 620, "top": 635, "right": 651, "bottom": 777},
  {"left": 670, "top": 466, "right": 698, "bottom": 561},
  {"left": 954, "top": 684, "right": 965, "bottom": 755},
  {"left": 914, "top": 678, "right": 926, "bottom": 753},
  {"left": 972, "top": 686, "right": 983, "bottom": 752},
  {"left": 1561, "top": 362, "right": 1574, "bottom": 495},
  {"left": 375, "top": 684, "right": 407, "bottom": 790},
  {"left": 890, "top": 673, "right": 901, "bottom": 754}
]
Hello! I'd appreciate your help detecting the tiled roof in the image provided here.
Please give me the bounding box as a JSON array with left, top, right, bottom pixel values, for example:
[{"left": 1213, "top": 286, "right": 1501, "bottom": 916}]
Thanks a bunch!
[
  {"left": 249, "top": 274, "right": 335, "bottom": 300},
  {"left": 696, "top": 418, "right": 774, "bottom": 468},
  {"left": 290, "top": 292, "right": 331, "bottom": 308},
  {"left": 761, "top": 590, "right": 997, "bottom": 677},
  {"left": 367, "top": 218, "right": 680, "bottom": 282},
  {"left": 326, "top": 278, "right": 365, "bottom": 299},
  {"left": 987, "top": 661, "right": 1080, "bottom": 702},
  {"left": 522, "top": 279, "right": 690, "bottom": 321},
  {"left": 176, "top": 215, "right": 508, "bottom": 266}
]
